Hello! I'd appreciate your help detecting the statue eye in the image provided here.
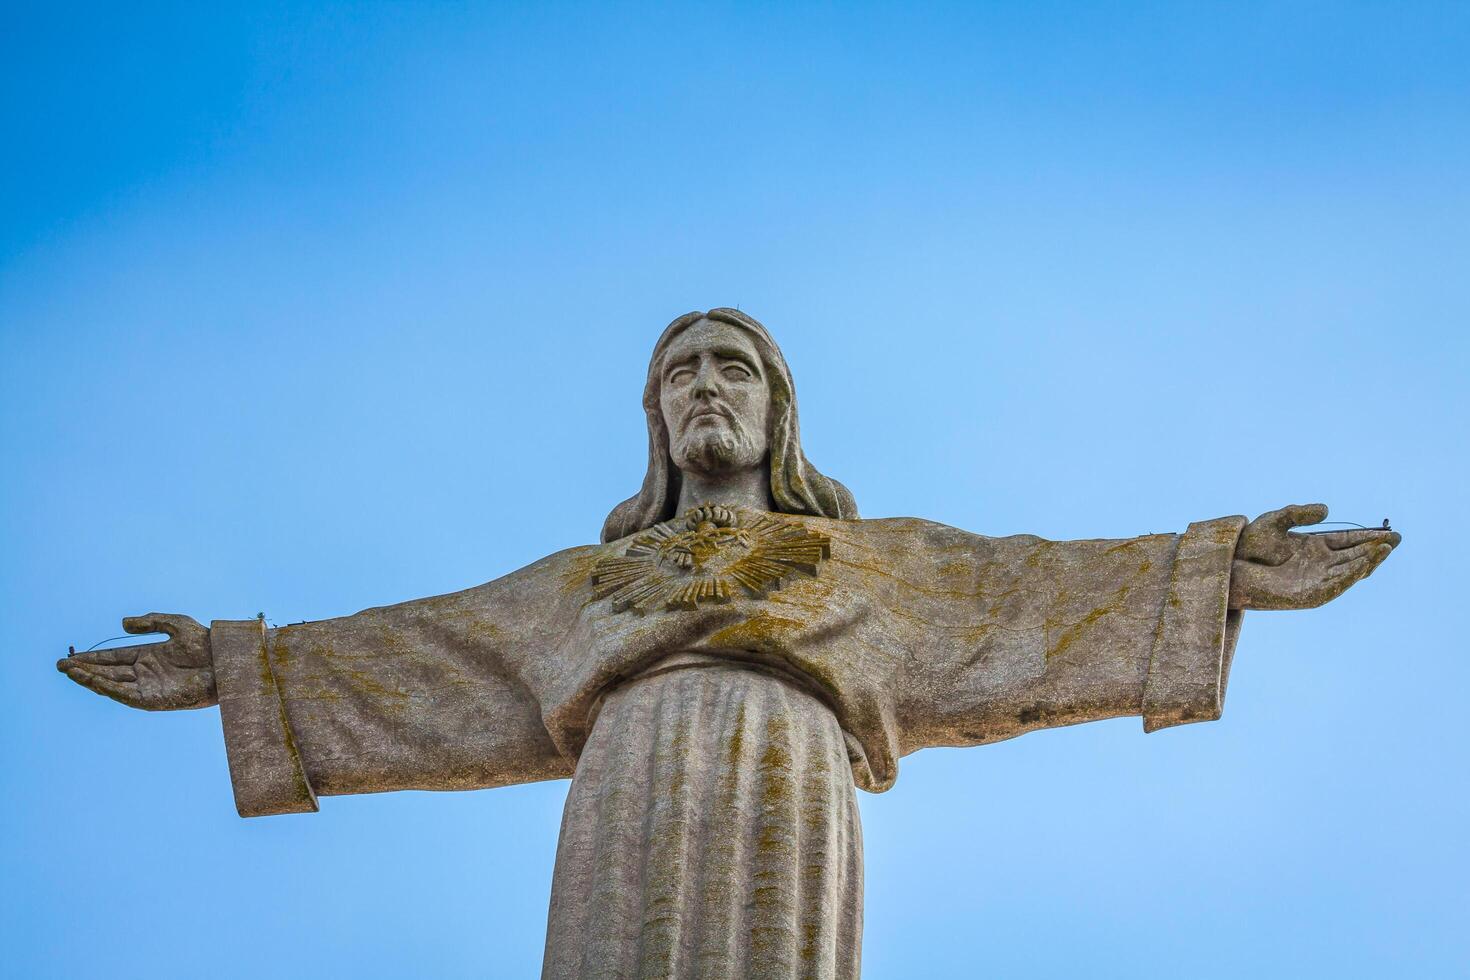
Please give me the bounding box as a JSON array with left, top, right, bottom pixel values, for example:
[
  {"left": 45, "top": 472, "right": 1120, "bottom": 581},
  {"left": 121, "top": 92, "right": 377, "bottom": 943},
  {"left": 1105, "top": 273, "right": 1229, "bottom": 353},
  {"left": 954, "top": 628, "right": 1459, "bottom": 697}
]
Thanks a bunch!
[
  {"left": 668, "top": 368, "right": 694, "bottom": 385},
  {"left": 722, "top": 364, "right": 752, "bottom": 380}
]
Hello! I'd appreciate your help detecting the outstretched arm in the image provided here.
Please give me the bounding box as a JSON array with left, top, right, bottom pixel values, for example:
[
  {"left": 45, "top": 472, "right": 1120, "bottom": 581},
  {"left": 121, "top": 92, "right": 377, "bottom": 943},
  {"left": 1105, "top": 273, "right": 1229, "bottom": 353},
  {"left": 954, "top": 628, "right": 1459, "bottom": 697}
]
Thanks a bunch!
[
  {"left": 57, "top": 546, "right": 595, "bottom": 815},
  {"left": 894, "top": 505, "right": 1399, "bottom": 756}
]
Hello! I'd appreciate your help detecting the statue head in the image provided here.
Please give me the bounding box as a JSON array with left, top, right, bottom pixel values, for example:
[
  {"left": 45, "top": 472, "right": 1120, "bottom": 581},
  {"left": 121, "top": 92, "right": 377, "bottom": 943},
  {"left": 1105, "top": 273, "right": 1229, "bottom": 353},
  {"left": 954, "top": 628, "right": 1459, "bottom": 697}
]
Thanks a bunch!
[{"left": 601, "top": 309, "right": 858, "bottom": 542}]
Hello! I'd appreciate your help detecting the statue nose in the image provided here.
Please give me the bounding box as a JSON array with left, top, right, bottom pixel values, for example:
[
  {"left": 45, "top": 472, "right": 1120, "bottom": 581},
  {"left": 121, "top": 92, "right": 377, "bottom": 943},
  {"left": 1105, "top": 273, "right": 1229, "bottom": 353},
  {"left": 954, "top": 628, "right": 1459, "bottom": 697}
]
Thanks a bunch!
[{"left": 692, "top": 366, "right": 719, "bottom": 397}]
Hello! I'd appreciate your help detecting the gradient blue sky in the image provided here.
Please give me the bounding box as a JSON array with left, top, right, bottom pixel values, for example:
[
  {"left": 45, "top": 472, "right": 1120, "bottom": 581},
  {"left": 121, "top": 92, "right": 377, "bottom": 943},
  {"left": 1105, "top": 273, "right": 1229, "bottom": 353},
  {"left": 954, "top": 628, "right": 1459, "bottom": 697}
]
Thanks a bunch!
[{"left": 3, "top": 3, "right": 1467, "bottom": 977}]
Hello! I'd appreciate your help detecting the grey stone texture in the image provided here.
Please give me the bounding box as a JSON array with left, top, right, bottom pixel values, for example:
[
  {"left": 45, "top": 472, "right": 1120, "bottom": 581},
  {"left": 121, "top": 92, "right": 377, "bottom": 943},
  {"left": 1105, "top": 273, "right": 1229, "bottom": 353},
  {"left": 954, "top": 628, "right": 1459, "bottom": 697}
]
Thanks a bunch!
[{"left": 58, "top": 309, "right": 1398, "bottom": 979}]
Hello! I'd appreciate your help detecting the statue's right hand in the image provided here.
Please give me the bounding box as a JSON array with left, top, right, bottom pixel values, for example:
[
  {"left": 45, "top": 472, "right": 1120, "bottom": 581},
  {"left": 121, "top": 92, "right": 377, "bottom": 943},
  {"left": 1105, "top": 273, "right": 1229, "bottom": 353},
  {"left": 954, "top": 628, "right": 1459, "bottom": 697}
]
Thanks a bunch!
[{"left": 57, "top": 613, "right": 217, "bottom": 710}]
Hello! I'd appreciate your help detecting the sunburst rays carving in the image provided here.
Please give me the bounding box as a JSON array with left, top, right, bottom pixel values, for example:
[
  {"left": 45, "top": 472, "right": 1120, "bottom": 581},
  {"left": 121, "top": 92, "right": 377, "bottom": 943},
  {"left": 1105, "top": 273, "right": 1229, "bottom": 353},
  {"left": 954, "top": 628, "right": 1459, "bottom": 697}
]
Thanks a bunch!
[{"left": 591, "top": 505, "right": 831, "bottom": 613}]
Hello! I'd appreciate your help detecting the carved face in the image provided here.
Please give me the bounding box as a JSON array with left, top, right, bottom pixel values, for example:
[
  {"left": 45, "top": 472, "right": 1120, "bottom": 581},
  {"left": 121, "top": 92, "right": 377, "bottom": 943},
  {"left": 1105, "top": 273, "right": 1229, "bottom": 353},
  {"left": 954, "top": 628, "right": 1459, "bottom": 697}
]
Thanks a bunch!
[{"left": 659, "top": 319, "right": 771, "bottom": 477}]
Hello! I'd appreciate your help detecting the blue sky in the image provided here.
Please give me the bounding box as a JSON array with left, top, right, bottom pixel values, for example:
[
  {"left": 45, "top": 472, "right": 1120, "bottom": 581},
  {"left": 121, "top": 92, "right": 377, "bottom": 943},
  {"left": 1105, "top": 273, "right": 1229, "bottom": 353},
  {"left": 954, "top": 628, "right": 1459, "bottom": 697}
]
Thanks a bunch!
[{"left": 2, "top": 3, "right": 1466, "bottom": 976}]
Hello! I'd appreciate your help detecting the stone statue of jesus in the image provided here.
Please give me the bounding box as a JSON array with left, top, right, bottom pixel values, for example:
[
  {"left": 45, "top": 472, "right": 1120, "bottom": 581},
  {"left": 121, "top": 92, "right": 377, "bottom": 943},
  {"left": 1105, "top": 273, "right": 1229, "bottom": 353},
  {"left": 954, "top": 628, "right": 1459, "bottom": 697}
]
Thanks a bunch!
[{"left": 59, "top": 309, "right": 1399, "bottom": 979}]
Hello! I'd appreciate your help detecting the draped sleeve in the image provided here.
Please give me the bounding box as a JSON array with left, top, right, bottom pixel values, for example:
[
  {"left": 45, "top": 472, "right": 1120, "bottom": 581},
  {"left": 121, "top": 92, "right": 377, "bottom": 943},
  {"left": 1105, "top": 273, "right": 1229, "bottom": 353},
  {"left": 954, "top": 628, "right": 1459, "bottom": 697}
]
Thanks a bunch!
[
  {"left": 209, "top": 545, "right": 597, "bottom": 817},
  {"left": 890, "top": 516, "right": 1247, "bottom": 757}
]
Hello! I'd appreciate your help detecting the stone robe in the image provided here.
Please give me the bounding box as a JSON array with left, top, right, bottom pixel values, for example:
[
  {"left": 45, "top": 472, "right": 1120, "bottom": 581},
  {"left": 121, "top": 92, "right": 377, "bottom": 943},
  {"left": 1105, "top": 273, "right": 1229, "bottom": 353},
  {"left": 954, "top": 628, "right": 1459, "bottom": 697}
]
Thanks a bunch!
[{"left": 209, "top": 512, "right": 1246, "bottom": 978}]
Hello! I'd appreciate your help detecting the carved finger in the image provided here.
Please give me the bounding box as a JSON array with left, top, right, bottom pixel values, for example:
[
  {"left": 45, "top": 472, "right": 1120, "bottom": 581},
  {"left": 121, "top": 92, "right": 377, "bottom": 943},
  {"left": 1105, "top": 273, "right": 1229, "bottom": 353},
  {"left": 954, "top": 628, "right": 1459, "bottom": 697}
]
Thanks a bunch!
[
  {"left": 63, "top": 665, "right": 141, "bottom": 706},
  {"left": 1327, "top": 540, "right": 1385, "bottom": 569},
  {"left": 1267, "top": 503, "right": 1329, "bottom": 532},
  {"left": 1364, "top": 542, "right": 1395, "bottom": 572},
  {"left": 1319, "top": 545, "right": 1392, "bottom": 600},
  {"left": 123, "top": 614, "right": 171, "bottom": 636},
  {"left": 64, "top": 644, "right": 143, "bottom": 667},
  {"left": 125, "top": 613, "right": 204, "bottom": 637},
  {"left": 1322, "top": 529, "right": 1400, "bottom": 551},
  {"left": 1336, "top": 542, "right": 1395, "bottom": 575},
  {"left": 76, "top": 662, "right": 138, "bottom": 682},
  {"left": 1326, "top": 555, "right": 1371, "bottom": 584}
]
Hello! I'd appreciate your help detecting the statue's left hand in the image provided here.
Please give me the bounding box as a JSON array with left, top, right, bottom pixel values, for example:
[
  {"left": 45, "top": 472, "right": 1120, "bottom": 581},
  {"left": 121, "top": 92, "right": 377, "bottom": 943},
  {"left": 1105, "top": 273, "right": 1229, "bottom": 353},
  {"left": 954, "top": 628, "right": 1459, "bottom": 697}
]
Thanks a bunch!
[
  {"left": 1229, "top": 504, "right": 1400, "bottom": 611},
  {"left": 57, "top": 613, "right": 217, "bottom": 710}
]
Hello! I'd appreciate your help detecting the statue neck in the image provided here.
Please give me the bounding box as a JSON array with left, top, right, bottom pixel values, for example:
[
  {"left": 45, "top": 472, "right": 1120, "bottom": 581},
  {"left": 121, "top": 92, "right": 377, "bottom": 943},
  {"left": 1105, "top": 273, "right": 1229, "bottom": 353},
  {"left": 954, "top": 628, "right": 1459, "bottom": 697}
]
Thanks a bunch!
[{"left": 674, "top": 464, "right": 775, "bottom": 515}]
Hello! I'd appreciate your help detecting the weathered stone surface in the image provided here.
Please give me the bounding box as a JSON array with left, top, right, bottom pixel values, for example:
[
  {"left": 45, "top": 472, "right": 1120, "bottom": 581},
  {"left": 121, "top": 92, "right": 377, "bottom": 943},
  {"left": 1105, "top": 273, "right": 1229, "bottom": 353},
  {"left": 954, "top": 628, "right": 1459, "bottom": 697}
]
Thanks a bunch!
[
  {"left": 56, "top": 308, "right": 1399, "bottom": 979},
  {"left": 545, "top": 664, "right": 862, "bottom": 979}
]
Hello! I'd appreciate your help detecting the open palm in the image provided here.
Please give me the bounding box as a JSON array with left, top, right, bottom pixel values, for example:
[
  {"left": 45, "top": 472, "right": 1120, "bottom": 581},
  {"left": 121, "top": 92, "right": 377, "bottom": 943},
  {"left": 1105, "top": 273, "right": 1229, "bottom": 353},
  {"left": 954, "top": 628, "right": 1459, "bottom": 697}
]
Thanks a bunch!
[
  {"left": 57, "top": 613, "right": 216, "bottom": 710},
  {"left": 1229, "top": 504, "right": 1400, "bottom": 611}
]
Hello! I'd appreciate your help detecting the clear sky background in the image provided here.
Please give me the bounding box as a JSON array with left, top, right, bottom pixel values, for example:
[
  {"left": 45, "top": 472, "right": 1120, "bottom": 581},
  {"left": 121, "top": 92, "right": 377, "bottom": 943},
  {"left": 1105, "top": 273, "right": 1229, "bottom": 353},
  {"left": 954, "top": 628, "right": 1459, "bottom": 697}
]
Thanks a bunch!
[{"left": 3, "top": 3, "right": 1467, "bottom": 977}]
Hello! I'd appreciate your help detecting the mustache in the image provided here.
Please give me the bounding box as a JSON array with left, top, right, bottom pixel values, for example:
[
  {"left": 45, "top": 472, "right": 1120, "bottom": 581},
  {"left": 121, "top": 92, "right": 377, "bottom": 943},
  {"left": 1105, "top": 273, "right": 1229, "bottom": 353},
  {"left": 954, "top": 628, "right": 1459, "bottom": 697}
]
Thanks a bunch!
[{"left": 684, "top": 404, "right": 735, "bottom": 425}]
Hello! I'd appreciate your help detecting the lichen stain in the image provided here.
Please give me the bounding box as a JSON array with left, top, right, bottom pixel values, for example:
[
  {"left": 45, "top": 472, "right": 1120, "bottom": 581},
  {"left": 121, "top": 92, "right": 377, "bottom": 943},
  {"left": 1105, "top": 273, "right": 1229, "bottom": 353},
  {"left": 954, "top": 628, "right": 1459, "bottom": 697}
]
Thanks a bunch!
[
  {"left": 256, "top": 643, "right": 276, "bottom": 689},
  {"left": 937, "top": 559, "right": 975, "bottom": 581},
  {"left": 340, "top": 669, "right": 411, "bottom": 710},
  {"left": 1047, "top": 607, "right": 1109, "bottom": 659},
  {"left": 707, "top": 615, "right": 807, "bottom": 652},
  {"left": 560, "top": 549, "right": 603, "bottom": 600},
  {"left": 826, "top": 555, "right": 996, "bottom": 603},
  {"left": 786, "top": 657, "right": 843, "bottom": 702},
  {"left": 764, "top": 587, "right": 834, "bottom": 617},
  {"left": 465, "top": 620, "right": 506, "bottom": 647},
  {"left": 727, "top": 703, "right": 746, "bottom": 766}
]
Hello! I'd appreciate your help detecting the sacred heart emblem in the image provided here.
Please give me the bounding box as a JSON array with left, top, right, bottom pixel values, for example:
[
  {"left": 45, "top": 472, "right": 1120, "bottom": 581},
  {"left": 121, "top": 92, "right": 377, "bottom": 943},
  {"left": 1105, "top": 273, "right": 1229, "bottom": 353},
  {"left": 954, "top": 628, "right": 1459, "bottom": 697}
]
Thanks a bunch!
[{"left": 591, "top": 505, "right": 831, "bottom": 613}]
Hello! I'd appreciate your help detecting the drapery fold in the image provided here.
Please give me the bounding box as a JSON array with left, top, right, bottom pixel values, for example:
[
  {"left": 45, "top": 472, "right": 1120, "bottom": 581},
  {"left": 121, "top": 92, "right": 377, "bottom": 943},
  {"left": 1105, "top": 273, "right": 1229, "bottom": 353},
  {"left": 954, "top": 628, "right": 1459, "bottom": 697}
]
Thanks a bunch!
[{"left": 542, "top": 663, "right": 863, "bottom": 980}]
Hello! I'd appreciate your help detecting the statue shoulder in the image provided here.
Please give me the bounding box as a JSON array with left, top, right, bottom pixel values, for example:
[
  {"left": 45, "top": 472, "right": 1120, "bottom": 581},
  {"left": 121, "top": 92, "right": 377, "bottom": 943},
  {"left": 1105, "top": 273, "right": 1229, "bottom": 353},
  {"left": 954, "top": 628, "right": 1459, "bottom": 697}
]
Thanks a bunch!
[
  {"left": 828, "top": 514, "right": 1046, "bottom": 549},
  {"left": 456, "top": 542, "right": 604, "bottom": 606}
]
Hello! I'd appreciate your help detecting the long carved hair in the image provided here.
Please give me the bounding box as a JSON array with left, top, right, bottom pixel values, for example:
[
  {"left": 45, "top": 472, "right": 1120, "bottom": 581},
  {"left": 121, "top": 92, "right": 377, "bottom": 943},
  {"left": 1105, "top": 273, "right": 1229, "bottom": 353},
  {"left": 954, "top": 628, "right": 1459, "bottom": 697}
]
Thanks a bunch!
[{"left": 600, "top": 309, "right": 859, "bottom": 543}]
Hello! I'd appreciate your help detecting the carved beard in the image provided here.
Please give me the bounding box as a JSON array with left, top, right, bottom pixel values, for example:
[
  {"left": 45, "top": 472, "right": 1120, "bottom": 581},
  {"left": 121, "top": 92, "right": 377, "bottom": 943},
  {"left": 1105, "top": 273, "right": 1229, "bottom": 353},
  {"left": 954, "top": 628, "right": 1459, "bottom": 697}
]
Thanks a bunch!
[{"left": 671, "top": 417, "right": 763, "bottom": 476}]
